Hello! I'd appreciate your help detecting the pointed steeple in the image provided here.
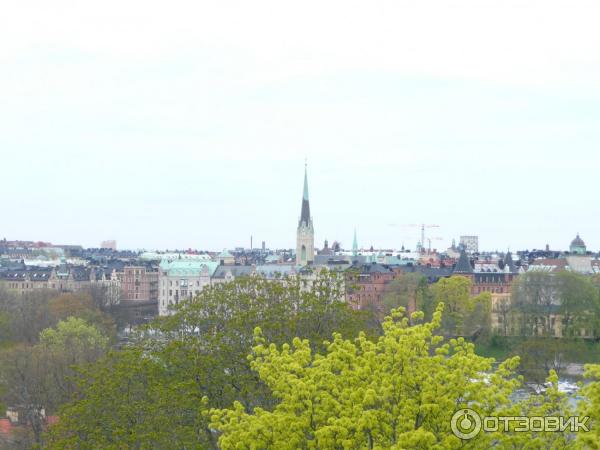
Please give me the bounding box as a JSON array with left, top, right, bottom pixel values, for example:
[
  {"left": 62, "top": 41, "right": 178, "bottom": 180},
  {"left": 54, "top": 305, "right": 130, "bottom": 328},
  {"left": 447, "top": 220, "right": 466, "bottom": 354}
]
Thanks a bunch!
[
  {"left": 352, "top": 229, "right": 358, "bottom": 257},
  {"left": 296, "top": 161, "right": 314, "bottom": 266},
  {"left": 303, "top": 161, "right": 309, "bottom": 201},
  {"left": 299, "top": 162, "right": 311, "bottom": 226},
  {"left": 453, "top": 249, "right": 473, "bottom": 274},
  {"left": 503, "top": 251, "right": 516, "bottom": 273}
]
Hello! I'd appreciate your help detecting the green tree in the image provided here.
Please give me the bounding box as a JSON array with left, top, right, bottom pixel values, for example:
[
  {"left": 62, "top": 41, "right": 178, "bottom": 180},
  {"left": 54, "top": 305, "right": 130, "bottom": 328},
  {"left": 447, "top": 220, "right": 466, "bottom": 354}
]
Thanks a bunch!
[
  {"left": 44, "top": 274, "right": 591, "bottom": 449},
  {"left": 577, "top": 364, "right": 600, "bottom": 448},
  {"left": 513, "top": 337, "right": 571, "bottom": 385},
  {"left": 382, "top": 272, "right": 429, "bottom": 317},
  {"left": 46, "top": 348, "right": 213, "bottom": 450},
  {"left": 0, "top": 290, "right": 54, "bottom": 344},
  {"left": 0, "top": 309, "right": 12, "bottom": 344},
  {"left": 0, "top": 288, "right": 115, "bottom": 346},
  {"left": 0, "top": 318, "right": 110, "bottom": 447},
  {"left": 48, "top": 293, "right": 116, "bottom": 342},
  {"left": 0, "top": 344, "right": 49, "bottom": 446},
  {"left": 511, "top": 271, "right": 600, "bottom": 338},
  {"left": 511, "top": 271, "right": 559, "bottom": 337},
  {"left": 211, "top": 304, "right": 525, "bottom": 449},
  {"left": 556, "top": 271, "right": 600, "bottom": 338},
  {"left": 428, "top": 276, "right": 491, "bottom": 337},
  {"left": 46, "top": 272, "right": 377, "bottom": 449},
  {"left": 495, "top": 369, "right": 574, "bottom": 449},
  {"left": 37, "top": 317, "right": 110, "bottom": 411}
]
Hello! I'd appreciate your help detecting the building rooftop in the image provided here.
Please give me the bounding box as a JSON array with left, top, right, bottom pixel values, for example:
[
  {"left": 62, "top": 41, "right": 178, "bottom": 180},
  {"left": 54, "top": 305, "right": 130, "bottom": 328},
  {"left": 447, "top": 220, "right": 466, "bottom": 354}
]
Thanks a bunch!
[
  {"left": 254, "top": 264, "right": 295, "bottom": 278},
  {"left": 453, "top": 250, "right": 474, "bottom": 274},
  {"left": 160, "top": 259, "right": 219, "bottom": 277},
  {"left": 571, "top": 233, "right": 586, "bottom": 248},
  {"left": 212, "top": 265, "right": 255, "bottom": 279}
]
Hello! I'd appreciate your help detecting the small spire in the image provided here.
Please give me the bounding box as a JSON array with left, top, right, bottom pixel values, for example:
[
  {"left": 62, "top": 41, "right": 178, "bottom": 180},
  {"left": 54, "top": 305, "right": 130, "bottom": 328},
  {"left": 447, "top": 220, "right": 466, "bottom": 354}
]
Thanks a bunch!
[
  {"left": 352, "top": 229, "right": 358, "bottom": 257},
  {"left": 303, "top": 161, "right": 309, "bottom": 201}
]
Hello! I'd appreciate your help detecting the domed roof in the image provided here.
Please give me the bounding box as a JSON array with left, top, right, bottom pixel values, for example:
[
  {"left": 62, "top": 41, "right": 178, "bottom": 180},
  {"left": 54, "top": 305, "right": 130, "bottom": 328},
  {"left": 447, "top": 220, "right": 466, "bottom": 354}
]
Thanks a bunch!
[{"left": 571, "top": 233, "right": 586, "bottom": 248}]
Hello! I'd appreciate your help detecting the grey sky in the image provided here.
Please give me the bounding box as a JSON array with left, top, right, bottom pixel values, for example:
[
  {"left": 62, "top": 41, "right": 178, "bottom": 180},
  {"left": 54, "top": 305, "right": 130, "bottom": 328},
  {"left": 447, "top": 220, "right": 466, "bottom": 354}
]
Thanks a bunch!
[{"left": 2, "top": 1, "right": 600, "bottom": 251}]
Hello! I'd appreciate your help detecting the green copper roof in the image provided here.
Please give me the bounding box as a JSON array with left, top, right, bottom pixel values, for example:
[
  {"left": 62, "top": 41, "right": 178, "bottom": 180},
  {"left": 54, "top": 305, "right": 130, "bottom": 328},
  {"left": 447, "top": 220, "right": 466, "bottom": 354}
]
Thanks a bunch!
[
  {"left": 160, "top": 258, "right": 219, "bottom": 277},
  {"left": 145, "top": 252, "right": 212, "bottom": 262},
  {"left": 303, "top": 164, "right": 309, "bottom": 201}
]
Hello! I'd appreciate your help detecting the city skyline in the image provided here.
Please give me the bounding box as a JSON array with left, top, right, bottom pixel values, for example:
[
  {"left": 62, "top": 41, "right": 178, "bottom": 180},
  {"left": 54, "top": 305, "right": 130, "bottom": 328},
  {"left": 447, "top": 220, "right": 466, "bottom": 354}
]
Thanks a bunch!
[{"left": 1, "top": 160, "right": 596, "bottom": 254}]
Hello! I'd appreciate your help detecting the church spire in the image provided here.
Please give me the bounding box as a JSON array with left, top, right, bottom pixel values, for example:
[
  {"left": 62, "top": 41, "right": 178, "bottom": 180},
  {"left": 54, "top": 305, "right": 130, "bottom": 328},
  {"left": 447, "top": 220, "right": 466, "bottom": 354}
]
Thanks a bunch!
[
  {"left": 296, "top": 161, "right": 315, "bottom": 266},
  {"left": 453, "top": 248, "right": 473, "bottom": 274},
  {"left": 352, "top": 229, "right": 358, "bottom": 257},
  {"left": 299, "top": 162, "right": 311, "bottom": 226},
  {"left": 503, "top": 250, "right": 516, "bottom": 273}
]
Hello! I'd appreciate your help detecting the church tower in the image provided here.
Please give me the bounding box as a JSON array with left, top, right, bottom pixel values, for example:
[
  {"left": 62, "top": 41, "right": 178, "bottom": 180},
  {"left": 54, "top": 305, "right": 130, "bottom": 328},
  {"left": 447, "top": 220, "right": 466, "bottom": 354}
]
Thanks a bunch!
[{"left": 296, "top": 163, "right": 314, "bottom": 266}]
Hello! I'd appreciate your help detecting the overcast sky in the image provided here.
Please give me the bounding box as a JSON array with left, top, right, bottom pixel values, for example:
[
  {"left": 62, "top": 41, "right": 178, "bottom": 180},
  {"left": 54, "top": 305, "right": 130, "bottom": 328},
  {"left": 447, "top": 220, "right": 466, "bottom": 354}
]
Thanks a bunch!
[{"left": 2, "top": 1, "right": 600, "bottom": 252}]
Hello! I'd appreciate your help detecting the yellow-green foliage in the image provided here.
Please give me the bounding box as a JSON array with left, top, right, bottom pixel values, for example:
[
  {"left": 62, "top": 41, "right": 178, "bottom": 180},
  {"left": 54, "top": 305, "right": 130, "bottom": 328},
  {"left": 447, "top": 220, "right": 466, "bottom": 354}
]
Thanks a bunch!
[
  {"left": 211, "top": 304, "right": 525, "bottom": 449},
  {"left": 576, "top": 364, "right": 600, "bottom": 449}
]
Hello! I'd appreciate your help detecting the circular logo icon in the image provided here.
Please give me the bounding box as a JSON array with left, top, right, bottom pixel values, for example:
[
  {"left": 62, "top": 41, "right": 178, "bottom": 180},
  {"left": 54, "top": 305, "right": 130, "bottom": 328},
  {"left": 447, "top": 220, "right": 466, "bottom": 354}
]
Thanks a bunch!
[{"left": 451, "top": 408, "right": 482, "bottom": 440}]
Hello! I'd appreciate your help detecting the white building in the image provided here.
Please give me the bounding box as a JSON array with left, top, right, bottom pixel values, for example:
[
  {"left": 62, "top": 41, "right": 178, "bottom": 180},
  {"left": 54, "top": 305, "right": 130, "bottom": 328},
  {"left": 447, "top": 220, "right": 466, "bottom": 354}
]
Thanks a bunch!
[
  {"left": 101, "top": 240, "right": 117, "bottom": 250},
  {"left": 459, "top": 235, "right": 479, "bottom": 253},
  {"left": 158, "top": 257, "right": 219, "bottom": 315}
]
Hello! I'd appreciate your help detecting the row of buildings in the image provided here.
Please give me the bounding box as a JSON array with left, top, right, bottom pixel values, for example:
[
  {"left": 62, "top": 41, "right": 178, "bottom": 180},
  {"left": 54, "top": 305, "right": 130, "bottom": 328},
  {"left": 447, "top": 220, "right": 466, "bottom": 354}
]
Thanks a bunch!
[{"left": 2, "top": 166, "right": 599, "bottom": 330}]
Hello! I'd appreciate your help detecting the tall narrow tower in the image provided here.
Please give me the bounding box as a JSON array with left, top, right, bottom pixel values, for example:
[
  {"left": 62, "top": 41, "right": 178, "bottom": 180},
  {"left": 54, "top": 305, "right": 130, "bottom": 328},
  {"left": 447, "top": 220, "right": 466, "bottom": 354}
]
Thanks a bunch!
[{"left": 296, "top": 163, "right": 314, "bottom": 266}]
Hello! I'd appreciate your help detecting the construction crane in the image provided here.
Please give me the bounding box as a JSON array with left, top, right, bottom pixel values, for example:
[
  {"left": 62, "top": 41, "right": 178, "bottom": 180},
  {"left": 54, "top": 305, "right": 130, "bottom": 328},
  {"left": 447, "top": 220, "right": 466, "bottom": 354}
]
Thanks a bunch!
[
  {"left": 389, "top": 223, "right": 440, "bottom": 252},
  {"left": 409, "top": 224, "right": 440, "bottom": 252}
]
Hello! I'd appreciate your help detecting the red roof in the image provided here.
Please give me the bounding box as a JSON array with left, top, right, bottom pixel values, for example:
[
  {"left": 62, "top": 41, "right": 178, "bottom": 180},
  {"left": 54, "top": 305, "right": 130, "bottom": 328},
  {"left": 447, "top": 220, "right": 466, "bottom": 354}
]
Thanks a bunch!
[
  {"left": 0, "top": 418, "right": 12, "bottom": 435},
  {"left": 47, "top": 416, "right": 59, "bottom": 426},
  {"left": 0, "top": 416, "right": 59, "bottom": 436}
]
